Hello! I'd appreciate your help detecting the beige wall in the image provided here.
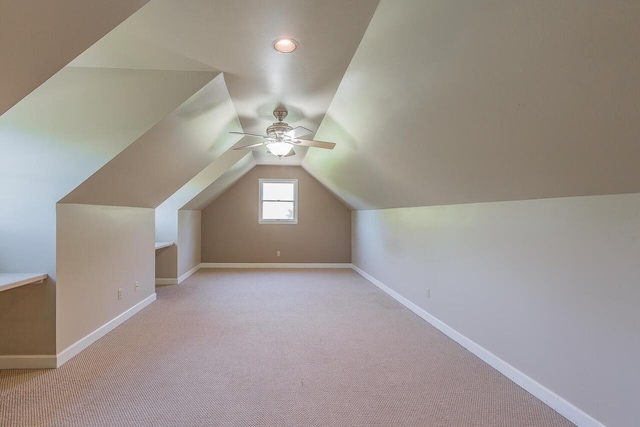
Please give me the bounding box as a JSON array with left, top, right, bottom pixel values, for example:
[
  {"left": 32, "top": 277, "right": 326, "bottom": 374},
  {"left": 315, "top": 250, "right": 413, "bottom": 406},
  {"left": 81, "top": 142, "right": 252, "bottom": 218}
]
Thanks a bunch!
[
  {"left": 155, "top": 246, "right": 177, "bottom": 279},
  {"left": 183, "top": 154, "right": 256, "bottom": 211},
  {"left": 155, "top": 210, "right": 201, "bottom": 279},
  {"left": 178, "top": 210, "right": 201, "bottom": 276},
  {"left": 155, "top": 151, "right": 250, "bottom": 280},
  {"left": 0, "top": 281, "right": 56, "bottom": 355},
  {"left": 0, "top": 66, "right": 204, "bottom": 277},
  {"left": 56, "top": 204, "right": 155, "bottom": 352},
  {"left": 352, "top": 193, "right": 640, "bottom": 427},
  {"left": 202, "top": 166, "right": 351, "bottom": 263},
  {"left": 0, "top": 66, "right": 204, "bottom": 356}
]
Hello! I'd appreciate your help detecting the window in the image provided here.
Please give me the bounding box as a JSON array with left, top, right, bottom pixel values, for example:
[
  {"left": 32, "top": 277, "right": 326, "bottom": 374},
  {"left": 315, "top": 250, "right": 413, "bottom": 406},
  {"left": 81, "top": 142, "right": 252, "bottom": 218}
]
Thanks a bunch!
[{"left": 259, "top": 179, "right": 298, "bottom": 224}]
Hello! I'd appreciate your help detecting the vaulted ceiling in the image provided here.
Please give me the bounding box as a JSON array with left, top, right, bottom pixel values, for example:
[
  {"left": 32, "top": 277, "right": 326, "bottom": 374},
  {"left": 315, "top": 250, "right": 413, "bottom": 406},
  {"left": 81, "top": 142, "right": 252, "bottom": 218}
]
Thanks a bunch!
[
  {"left": 304, "top": 0, "right": 640, "bottom": 209},
  {"left": 3, "top": 0, "right": 640, "bottom": 212},
  {"left": 69, "top": 0, "right": 379, "bottom": 166},
  {"left": 0, "top": 0, "right": 149, "bottom": 115}
]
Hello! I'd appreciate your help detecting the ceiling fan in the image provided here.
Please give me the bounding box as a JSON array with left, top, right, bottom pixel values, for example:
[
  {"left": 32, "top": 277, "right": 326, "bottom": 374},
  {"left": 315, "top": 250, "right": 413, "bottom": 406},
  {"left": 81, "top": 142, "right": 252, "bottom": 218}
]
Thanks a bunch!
[{"left": 231, "top": 108, "right": 335, "bottom": 158}]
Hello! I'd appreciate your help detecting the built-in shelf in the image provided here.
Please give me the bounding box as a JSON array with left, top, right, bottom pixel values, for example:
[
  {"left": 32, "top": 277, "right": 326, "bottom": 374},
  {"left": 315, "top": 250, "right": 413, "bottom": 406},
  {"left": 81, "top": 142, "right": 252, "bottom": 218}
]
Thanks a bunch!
[
  {"left": 155, "top": 242, "right": 174, "bottom": 250},
  {"left": 0, "top": 273, "right": 48, "bottom": 293}
]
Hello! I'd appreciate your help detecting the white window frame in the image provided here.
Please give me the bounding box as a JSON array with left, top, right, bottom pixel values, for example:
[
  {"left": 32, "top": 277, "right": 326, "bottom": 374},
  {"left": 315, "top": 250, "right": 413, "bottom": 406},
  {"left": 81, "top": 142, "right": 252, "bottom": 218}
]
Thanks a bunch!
[{"left": 258, "top": 178, "right": 298, "bottom": 224}]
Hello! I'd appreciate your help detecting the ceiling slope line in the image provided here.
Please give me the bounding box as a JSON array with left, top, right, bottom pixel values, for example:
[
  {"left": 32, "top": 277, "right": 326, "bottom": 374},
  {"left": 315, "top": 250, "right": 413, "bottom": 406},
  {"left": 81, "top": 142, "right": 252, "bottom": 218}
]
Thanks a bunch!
[
  {"left": 58, "top": 72, "right": 251, "bottom": 208},
  {"left": 0, "top": 0, "right": 150, "bottom": 116}
]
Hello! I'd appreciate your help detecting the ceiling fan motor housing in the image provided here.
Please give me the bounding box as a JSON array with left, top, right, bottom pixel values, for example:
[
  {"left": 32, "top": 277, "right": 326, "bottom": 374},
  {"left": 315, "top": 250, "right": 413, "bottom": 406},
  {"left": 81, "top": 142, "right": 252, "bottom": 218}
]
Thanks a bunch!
[{"left": 266, "top": 122, "right": 293, "bottom": 139}]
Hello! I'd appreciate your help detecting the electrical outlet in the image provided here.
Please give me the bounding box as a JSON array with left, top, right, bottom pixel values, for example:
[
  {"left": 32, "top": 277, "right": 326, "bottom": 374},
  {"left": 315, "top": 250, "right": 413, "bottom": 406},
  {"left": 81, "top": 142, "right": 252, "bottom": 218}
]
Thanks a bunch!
[
  {"left": 135, "top": 281, "right": 139, "bottom": 292},
  {"left": 426, "top": 288, "right": 431, "bottom": 299},
  {"left": 276, "top": 250, "right": 281, "bottom": 257},
  {"left": 118, "top": 289, "right": 122, "bottom": 300}
]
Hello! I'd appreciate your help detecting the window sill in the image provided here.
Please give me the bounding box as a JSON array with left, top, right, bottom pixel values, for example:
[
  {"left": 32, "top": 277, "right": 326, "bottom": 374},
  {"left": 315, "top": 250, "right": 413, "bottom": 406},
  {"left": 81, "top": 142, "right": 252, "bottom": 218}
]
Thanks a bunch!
[{"left": 258, "top": 220, "right": 298, "bottom": 225}]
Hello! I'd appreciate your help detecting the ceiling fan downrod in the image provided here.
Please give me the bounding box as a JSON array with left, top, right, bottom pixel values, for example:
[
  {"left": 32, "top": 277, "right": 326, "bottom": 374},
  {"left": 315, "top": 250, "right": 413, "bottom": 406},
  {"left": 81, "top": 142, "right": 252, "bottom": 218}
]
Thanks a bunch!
[{"left": 273, "top": 110, "right": 288, "bottom": 123}]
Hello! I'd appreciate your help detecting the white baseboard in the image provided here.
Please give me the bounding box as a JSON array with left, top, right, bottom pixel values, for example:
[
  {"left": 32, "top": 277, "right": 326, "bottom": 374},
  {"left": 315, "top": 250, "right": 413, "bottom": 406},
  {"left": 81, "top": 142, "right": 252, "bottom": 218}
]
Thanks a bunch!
[
  {"left": 178, "top": 264, "right": 200, "bottom": 283},
  {"left": 156, "top": 264, "right": 201, "bottom": 286},
  {"left": 200, "top": 263, "right": 353, "bottom": 269},
  {"left": 56, "top": 293, "right": 156, "bottom": 367},
  {"left": 351, "top": 265, "right": 604, "bottom": 427},
  {"left": 0, "top": 355, "right": 57, "bottom": 369},
  {"left": 1, "top": 294, "right": 157, "bottom": 370}
]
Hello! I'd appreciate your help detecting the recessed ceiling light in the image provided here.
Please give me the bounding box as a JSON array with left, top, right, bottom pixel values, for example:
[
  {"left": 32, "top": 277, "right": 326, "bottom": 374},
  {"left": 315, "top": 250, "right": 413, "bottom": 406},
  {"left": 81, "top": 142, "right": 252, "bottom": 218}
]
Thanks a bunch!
[{"left": 273, "top": 38, "right": 298, "bottom": 53}]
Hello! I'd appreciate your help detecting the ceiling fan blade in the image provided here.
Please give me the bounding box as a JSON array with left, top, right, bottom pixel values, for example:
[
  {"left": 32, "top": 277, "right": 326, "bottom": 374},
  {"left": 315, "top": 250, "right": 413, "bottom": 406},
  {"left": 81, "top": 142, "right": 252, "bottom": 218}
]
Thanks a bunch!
[
  {"left": 233, "top": 142, "right": 266, "bottom": 150},
  {"left": 284, "top": 149, "right": 296, "bottom": 157},
  {"left": 285, "top": 126, "right": 313, "bottom": 139},
  {"left": 229, "top": 131, "right": 269, "bottom": 139},
  {"left": 292, "top": 139, "right": 336, "bottom": 149}
]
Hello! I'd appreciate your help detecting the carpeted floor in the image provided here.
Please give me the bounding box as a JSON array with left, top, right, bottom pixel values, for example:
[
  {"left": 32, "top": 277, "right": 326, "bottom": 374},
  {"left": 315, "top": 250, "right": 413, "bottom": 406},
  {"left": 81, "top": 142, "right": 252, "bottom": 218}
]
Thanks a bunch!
[{"left": 1, "top": 269, "right": 572, "bottom": 426}]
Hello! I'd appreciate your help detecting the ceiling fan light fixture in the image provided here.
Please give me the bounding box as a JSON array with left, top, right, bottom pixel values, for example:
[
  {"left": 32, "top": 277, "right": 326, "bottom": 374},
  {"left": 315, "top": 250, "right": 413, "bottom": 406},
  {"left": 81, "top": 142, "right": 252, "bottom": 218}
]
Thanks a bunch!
[
  {"left": 267, "top": 142, "right": 293, "bottom": 157},
  {"left": 273, "top": 38, "right": 298, "bottom": 53}
]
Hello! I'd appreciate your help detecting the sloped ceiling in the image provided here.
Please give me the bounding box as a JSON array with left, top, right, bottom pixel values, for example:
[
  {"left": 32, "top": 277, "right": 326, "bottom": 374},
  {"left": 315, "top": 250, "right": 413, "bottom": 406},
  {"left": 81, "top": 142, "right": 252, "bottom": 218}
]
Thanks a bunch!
[
  {"left": 0, "top": 66, "right": 211, "bottom": 274},
  {"left": 0, "top": 66, "right": 215, "bottom": 202},
  {"left": 159, "top": 150, "right": 252, "bottom": 216},
  {"left": 0, "top": 0, "right": 149, "bottom": 115},
  {"left": 183, "top": 154, "right": 256, "bottom": 211},
  {"left": 69, "top": 29, "right": 213, "bottom": 72},
  {"left": 69, "top": 0, "right": 380, "bottom": 166},
  {"left": 8, "top": 0, "right": 638, "bottom": 215},
  {"left": 304, "top": 0, "right": 640, "bottom": 210},
  {"left": 155, "top": 150, "right": 251, "bottom": 244},
  {"left": 62, "top": 73, "right": 241, "bottom": 208}
]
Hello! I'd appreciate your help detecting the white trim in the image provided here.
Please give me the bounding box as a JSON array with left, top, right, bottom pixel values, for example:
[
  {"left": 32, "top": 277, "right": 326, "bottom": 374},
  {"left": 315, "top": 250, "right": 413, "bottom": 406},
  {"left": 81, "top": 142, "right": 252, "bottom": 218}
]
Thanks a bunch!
[
  {"left": 154, "top": 241, "right": 173, "bottom": 250},
  {"left": 56, "top": 293, "right": 156, "bottom": 367},
  {"left": 0, "top": 273, "right": 47, "bottom": 293},
  {"left": 351, "top": 265, "right": 604, "bottom": 427},
  {"left": 0, "top": 294, "right": 157, "bottom": 370},
  {"left": 0, "top": 355, "right": 57, "bottom": 369},
  {"left": 155, "top": 264, "right": 201, "bottom": 286},
  {"left": 201, "top": 263, "right": 353, "bottom": 269},
  {"left": 178, "top": 264, "right": 200, "bottom": 283},
  {"left": 259, "top": 178, "right": 298, "bottom": 223},
  {"left": 258, "top": 219, "right": 298, "bottom": 225}
]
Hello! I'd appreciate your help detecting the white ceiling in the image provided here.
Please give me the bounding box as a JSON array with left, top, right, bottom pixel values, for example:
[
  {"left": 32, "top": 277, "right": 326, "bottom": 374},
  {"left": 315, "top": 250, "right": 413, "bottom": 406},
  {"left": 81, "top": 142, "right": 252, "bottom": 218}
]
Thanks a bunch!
[
  {"left": 5, "top": 0, "right": 640, "bottom": 212},
  {"left": 61, "top": 72, "right": 239, "bottom": 208},
  {"left": 304, "top": 0, "right": 640, "bottom": 209},
  {"left": 70, "top": 0, "right": 380, "bottom": 166},
  {"left": 0, "top": 0, "right": 149, "bottom": 115},
  {"left": 0, "top": 66, "right": 212, "bottom": 202},
  {"left": 183, "top": 154, "right": 256, "bottom": 211}
]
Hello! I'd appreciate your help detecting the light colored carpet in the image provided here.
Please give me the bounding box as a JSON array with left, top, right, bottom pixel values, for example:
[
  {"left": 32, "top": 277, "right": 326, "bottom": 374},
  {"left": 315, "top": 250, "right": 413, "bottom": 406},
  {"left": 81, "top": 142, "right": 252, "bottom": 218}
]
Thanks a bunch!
[{"left": 1, "top": 269, "right": 572, "bottom": 426}]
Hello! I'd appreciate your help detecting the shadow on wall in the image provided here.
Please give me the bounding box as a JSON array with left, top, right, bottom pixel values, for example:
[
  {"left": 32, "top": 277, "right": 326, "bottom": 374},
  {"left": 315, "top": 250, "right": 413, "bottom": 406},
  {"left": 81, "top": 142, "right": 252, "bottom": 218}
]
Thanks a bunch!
[
  {"left": 304, "top": 113, "right": 415, "bottom": 209},
  {"left": 0, "top": 279, "right": 56, "bottom": 355}
]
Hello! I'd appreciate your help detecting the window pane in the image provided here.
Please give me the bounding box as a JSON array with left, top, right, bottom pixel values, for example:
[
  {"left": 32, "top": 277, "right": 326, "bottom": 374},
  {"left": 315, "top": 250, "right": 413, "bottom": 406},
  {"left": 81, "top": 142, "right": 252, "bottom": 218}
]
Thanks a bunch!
[
  {"left": 263, "top": 182, "right": 294, "bottom": 201},
  {"left": 262, "top": 201, "right": 294, "bottom": 220}
]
